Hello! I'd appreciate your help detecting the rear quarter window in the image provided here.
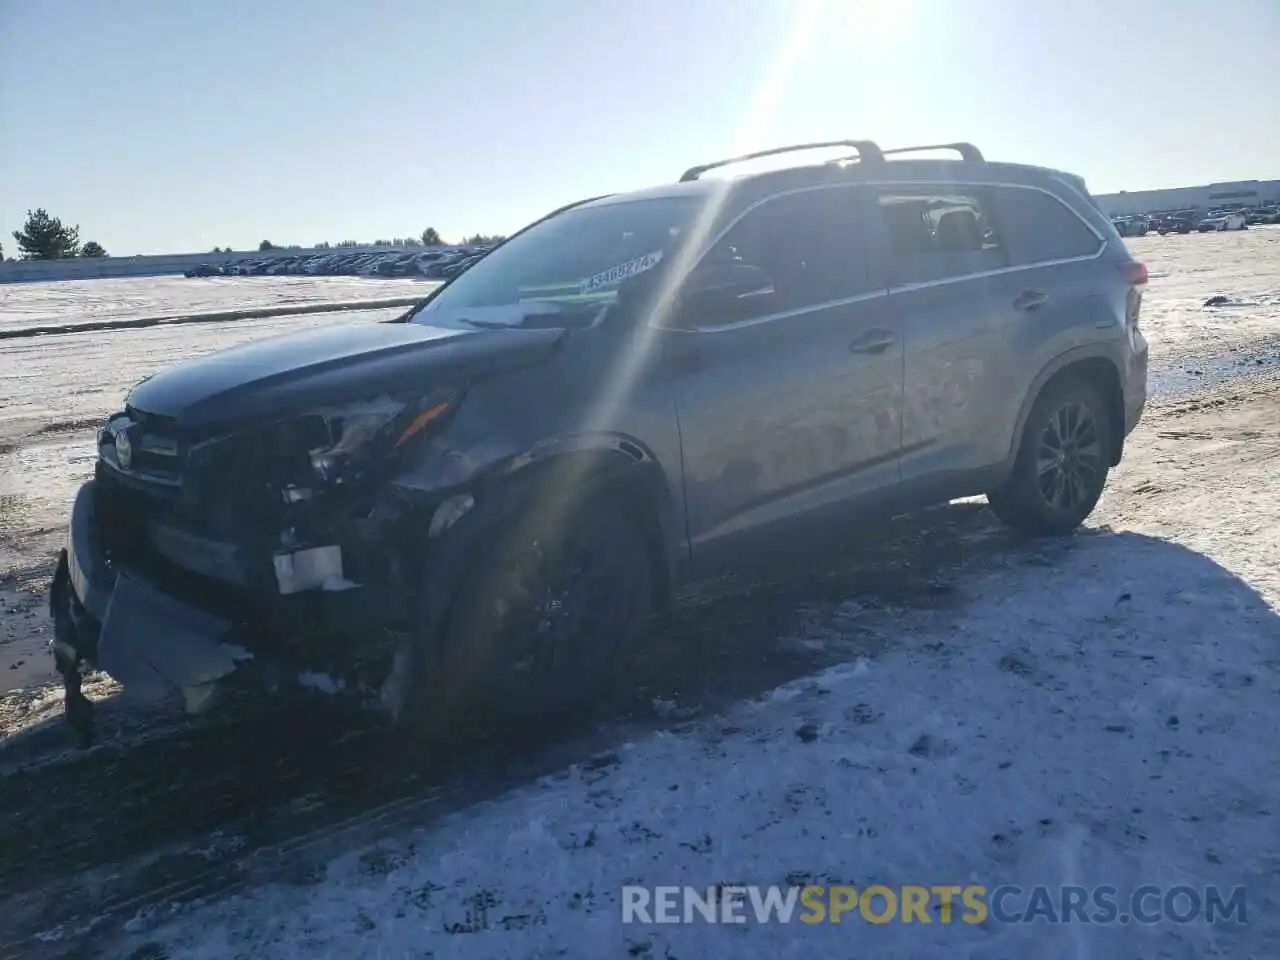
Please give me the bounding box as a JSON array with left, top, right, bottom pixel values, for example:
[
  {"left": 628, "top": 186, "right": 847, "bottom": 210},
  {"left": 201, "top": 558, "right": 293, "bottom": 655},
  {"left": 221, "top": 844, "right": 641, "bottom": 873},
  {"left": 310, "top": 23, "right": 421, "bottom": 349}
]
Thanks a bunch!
[{"left": 994, "top": 186, "right": 1103, "bottom": 266}]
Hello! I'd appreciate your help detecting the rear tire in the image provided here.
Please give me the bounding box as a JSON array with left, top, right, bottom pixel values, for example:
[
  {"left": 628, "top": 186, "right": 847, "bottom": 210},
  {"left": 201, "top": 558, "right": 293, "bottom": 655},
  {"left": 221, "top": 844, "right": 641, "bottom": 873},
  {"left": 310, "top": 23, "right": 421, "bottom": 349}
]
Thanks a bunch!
[
  {"left": 409, "top": 493, "right": 653, "bottom": 732},
  {"left": 987, "top": 377, "right": 1112, "bottom": 537}
]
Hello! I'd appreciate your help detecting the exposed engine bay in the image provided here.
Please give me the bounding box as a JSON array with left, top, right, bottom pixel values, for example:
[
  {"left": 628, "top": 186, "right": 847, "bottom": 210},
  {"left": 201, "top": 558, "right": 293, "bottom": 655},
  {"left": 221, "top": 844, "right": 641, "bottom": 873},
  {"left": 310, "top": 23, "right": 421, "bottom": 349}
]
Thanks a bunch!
[{"left": 86, "top": 393, "right": 463, "bottom": 704}]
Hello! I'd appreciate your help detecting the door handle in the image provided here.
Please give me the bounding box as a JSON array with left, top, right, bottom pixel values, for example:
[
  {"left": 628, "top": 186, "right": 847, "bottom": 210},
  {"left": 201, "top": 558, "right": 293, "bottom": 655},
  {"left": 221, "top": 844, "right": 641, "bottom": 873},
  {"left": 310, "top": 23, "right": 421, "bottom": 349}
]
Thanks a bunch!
[
  {"left": 1014, "top": 290, "right": 1048, "bottom": 312},
  {"left": 848, "top": 329, "right": 896, "bottom": 355}
]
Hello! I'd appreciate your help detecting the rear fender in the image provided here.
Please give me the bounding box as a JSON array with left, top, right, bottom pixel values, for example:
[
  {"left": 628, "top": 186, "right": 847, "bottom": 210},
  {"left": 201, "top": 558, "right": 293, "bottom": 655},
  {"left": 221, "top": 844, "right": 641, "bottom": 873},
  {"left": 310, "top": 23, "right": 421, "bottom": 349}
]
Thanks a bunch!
[{"left": 1007, "top": 346, "right": 1126, "bottom": 467}]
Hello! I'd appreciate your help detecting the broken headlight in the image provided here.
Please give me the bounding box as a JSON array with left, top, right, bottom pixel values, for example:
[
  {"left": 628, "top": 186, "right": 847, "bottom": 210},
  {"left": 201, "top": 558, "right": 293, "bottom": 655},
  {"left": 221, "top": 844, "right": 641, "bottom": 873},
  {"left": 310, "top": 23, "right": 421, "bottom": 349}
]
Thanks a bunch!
[
  {"left": 307, "top": 399, "right": 404, "bottom": 481},
  {"left": 307, "top": 388, "right": 459, "bottom": 484}
]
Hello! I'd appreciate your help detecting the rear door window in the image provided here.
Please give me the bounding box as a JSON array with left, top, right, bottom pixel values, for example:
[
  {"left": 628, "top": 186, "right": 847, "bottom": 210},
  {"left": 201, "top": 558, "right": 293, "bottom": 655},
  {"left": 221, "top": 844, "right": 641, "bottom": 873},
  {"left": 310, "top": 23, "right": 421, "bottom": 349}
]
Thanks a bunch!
[
  {"left": 993, "top": 186, "right": 1104, "bottom": 266},
  {"left": 877, "top": 186, "right": 1005, "bottom": 284}
]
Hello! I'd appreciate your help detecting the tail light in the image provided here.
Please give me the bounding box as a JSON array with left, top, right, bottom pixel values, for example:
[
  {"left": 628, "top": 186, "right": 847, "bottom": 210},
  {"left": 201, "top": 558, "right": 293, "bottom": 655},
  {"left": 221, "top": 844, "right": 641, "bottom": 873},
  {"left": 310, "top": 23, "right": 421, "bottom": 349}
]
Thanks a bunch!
[
  {"left": 1118, "top": 260, "right": 1148, "bottom": 287},
  {"left": 1118, "top": 261, "right": 1147, "bottom": 334}
]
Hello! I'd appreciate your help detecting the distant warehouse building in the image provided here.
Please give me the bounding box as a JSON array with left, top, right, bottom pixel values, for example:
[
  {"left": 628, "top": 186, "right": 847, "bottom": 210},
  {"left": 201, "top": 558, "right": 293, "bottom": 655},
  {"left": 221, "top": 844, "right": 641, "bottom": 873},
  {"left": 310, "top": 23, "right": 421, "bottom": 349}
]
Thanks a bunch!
[{"left": 1094, "top": 180, "right": 1280, "bottom": 217}]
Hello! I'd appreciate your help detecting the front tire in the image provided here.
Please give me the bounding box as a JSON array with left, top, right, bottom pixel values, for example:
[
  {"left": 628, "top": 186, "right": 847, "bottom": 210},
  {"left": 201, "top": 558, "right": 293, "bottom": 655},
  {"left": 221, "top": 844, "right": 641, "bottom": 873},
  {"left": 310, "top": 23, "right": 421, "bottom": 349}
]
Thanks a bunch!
[
  {"left": 987, "top": 378, "right": 1112, "bottom": 537},
  {"left": 411, "top": 493, "right": 653, "bottom": 731}
]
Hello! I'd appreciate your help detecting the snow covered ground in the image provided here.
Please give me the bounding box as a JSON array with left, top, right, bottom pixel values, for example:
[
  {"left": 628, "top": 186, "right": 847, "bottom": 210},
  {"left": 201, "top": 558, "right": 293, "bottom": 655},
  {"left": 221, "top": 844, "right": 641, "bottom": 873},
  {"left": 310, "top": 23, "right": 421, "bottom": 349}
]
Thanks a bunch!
[
  {"left": 1130, "top": 227, "right": 1280, "bottom": 359},
  {"left": 2, "top": 229, "right": 1279, "bottom": 959},
  {"left": 105, "top": 377, "right": 1277, "bottom": 960},
  {"left": 0, "top": 274, "right": 433, "bottom": 334},
  {"left": 0, "top": 306, "right": 405, "bottom": 438}
]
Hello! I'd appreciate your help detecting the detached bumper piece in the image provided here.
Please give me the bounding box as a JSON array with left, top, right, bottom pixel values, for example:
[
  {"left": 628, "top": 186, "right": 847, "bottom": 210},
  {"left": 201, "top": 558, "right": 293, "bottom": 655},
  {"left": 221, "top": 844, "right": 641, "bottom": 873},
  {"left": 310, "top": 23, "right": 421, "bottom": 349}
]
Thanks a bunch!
[
  {"left": 96, "top": 572, "right": 243, "bottom": 703},
  {"left": 49, "top": 477, "right": 399, "bottom": 744},
  {"left": 49, "top": 480, "right": 252, "bottom": 745}
]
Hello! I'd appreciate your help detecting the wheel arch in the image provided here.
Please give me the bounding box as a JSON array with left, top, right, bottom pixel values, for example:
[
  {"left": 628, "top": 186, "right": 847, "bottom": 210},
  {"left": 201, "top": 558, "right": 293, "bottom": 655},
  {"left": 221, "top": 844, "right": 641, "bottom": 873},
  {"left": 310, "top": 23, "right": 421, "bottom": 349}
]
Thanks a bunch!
[
  {"left": 390, "top": 437, "right": 678, "bottom": 725},
  {"left": 1009, "top": 348, "right": 1126, "bottom": 468},
  {"left": 467, "top": 436, "right": 683, "bottom": 612}
]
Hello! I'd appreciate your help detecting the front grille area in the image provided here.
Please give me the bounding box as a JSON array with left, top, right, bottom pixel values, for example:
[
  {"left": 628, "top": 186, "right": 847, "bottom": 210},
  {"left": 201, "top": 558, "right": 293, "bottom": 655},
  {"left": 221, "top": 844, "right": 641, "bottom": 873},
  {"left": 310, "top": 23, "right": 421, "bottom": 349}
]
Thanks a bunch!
[
  {"left": 100, "top": 409, "right": 328, "bottom": 536},
  {"left": 182, "top": 416, "right": 335, "bottom": 538},
  {"left": 92, "top": 418, "right": 415, "bottom": 664},
  {"left": 93, "top": 465, "right": 404, "bottom": 663},
  {"left": 101, "top": 408, "right": 187, "bottom": 492},
  {"left": 94, "top": 407, "right": 402, "bottom": 613},
  {"left": 99, "top": 408, "right": 267, "bottom": 594},
  {"left": 98, "top": 409, "right": 343, "bottom": 586},
  {"left": 93, "top": 473, "right": 257, "bottom": 614}
]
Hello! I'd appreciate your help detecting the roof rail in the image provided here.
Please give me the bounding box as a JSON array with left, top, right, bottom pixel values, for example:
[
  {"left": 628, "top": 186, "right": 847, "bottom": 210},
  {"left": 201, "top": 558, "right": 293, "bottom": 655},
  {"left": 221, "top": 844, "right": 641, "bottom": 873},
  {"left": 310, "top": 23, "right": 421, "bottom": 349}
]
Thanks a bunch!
[
  {"left": 880, "top": 142, "right": 984, "bottom": 163},
  {"left": 679, "top": 139, "right": 885, "bottom": 182}
]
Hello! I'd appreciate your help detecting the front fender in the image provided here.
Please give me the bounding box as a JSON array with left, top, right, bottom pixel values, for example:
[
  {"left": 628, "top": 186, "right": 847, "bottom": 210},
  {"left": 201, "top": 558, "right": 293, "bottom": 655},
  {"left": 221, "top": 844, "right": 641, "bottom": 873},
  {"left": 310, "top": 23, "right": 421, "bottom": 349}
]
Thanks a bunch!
[
  {"left": 392, "top": 431, "right": 685, "bottom": 572},
  {"left": 379, "top": 435, "right": 684, "bottom": 718}
]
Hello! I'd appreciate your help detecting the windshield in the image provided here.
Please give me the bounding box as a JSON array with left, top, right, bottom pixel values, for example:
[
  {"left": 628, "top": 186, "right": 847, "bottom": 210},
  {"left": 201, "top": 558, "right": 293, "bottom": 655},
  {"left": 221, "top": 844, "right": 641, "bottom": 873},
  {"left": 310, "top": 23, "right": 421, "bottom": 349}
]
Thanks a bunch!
[{"left": 412, "top": 196, "right": 702, "bottom": 326}]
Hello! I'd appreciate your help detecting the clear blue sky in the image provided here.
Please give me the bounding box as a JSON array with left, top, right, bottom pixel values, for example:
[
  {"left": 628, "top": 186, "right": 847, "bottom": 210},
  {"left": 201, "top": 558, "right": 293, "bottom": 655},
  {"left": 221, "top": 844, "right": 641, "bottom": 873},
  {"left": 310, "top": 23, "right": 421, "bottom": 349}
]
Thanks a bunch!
[{"left": 2, "top": 0, "right": 1276, "bottom": 255}]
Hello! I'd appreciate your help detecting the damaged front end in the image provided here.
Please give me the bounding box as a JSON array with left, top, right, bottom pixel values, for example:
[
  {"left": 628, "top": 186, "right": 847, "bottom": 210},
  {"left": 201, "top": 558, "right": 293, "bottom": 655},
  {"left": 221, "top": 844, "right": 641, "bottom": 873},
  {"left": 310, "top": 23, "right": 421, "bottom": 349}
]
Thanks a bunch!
[{"left": 52, "top": 385, "right": 467, "bottom": 742}]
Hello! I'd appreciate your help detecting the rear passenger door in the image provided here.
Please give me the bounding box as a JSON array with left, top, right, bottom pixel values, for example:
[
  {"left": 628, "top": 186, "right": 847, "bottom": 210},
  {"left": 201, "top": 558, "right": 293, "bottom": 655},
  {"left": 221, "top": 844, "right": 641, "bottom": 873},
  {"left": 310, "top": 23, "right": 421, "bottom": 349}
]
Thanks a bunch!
[
  {"left": 875, "top": 184, "right": 1026, "bottom": 482},
  {"left": 987, "top": 185, "right": 1111, "bottom": 443}
]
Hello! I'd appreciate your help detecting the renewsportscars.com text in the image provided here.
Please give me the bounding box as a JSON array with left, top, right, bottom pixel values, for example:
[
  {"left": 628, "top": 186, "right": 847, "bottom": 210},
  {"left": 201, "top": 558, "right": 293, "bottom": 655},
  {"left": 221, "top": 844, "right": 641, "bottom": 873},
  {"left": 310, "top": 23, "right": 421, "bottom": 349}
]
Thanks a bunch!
[{"left": 621, "top": 884, "right": 1247, "bottom": 926}]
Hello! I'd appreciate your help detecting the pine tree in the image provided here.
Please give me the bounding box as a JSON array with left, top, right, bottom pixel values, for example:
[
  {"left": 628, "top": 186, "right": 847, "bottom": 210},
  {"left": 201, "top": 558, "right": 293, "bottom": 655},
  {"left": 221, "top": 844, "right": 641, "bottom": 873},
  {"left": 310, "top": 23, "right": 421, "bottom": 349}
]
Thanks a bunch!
[{"left": 12, "top": 208, "right": 82, "bottom": 259}]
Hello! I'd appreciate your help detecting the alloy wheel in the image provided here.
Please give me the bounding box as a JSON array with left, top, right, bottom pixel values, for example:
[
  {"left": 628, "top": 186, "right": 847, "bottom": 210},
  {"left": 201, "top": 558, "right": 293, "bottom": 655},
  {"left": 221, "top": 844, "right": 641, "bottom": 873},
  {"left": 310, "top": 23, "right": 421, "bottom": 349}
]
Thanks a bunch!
[
  {"left": 1035, "top": 402, "right": 1103, "bottom": 512},
  {"left": 492, "top": 528, "right": 641, "bottom": 694}
]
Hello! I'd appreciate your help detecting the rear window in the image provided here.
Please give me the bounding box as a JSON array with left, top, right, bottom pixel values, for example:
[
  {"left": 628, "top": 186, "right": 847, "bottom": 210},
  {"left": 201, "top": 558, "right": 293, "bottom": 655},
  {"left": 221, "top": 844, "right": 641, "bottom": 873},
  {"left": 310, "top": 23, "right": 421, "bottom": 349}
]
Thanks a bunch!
[{"left": 993, "top": 186, "right": 1103, "bottom": 266}]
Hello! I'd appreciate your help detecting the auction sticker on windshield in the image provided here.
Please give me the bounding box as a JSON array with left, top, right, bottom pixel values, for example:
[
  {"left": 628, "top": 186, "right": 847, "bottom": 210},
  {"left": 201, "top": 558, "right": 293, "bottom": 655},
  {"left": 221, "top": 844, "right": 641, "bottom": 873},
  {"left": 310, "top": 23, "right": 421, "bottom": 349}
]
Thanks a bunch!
[{"left": 579, "top": 250, "right": 664, "bottom": 295}]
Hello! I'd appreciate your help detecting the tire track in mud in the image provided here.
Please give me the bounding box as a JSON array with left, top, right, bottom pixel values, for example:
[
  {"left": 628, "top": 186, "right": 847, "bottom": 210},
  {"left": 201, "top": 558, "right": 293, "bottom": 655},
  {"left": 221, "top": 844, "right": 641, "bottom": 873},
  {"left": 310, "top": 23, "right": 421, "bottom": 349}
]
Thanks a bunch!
[
  {"left": 11, "top": 717, "right": 650, "bottom": 957},
  {"left": 0, "top": 503, "right": 1020, "bottom": 956}
]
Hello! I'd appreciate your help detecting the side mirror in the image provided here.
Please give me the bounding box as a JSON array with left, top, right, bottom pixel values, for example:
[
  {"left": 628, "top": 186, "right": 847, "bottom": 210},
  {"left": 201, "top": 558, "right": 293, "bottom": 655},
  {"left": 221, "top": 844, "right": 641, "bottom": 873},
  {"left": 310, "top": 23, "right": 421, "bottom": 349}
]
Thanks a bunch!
[{"left": 678, "top": 263, "right": 776, "bottom": 328}]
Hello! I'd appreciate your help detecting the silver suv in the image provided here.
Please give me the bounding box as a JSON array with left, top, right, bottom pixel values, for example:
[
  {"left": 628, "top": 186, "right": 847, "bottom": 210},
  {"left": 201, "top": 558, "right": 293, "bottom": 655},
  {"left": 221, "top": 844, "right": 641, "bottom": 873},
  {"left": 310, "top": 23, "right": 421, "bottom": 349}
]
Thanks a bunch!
[{"left": 52, "top": 139, "right": 1149, "bottom": 740}]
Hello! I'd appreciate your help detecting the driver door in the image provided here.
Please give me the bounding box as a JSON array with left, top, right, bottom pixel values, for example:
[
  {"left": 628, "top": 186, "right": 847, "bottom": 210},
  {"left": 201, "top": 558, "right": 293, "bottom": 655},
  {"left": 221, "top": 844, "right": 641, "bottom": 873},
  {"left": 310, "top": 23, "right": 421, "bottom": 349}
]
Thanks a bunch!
[{"left": 666, "top": 184, "right": 902, "bottom": 569}]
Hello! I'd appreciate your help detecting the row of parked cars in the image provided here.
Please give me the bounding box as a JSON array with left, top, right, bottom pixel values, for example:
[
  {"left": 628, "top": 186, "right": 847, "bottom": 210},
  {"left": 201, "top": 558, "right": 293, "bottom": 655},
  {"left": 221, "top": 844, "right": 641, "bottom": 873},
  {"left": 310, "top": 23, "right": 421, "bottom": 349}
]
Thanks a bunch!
[
  {"left": 184, "top": 244, "right": 497, "bottom": 281},
  {"left": 1110, "top": 205, "right": 1280, "bottom": 237}
]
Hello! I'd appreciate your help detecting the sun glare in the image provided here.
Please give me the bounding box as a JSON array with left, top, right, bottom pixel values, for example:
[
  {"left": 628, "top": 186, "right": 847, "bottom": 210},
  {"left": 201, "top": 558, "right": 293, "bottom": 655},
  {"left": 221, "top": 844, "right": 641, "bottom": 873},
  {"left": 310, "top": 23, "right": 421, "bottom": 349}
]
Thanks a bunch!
[
  {"left": 823, "top": 0, "right": 916, "bottom": 46},
  {"left": 533, "top": 0, "right": 834, "bottom": 544}
]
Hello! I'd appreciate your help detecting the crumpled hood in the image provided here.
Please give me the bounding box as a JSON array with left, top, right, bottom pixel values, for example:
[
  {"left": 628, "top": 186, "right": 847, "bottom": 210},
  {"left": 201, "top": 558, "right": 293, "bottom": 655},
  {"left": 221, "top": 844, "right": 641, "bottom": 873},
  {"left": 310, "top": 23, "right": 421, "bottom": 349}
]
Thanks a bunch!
[{"left": 125, "top": 319, "right": 564, "bottom": 428}]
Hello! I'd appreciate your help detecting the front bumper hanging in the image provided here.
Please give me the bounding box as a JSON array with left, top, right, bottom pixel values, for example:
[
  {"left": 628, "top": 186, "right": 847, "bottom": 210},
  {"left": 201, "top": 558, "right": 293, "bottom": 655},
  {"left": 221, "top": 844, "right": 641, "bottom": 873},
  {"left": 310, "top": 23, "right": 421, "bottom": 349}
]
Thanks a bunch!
[
  {"left": 50, "top": 472, "right": 424, "bottom": 744},
  {"left": 49, "top": 480, "right": 258, "bottom": 743}
]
